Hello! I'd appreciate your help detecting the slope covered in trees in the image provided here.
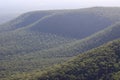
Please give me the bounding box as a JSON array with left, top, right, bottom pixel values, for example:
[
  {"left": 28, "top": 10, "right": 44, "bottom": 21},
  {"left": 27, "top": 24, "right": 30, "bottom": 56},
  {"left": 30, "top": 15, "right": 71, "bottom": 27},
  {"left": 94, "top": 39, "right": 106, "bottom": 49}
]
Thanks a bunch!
[
  {"left": 0, "top": 7, "right": 120, "bottom": 57},
  {"left": 1, "top": 7, "right": 120, "bottom": 38},
  {"left": 28, "top": 7, "right": 120, "bottom": 38},
  {"left": 5, "top": 39, "right": 120, "bottom": 80},
  {"left": 1, "top": 21, "right": 120, "bottom": 79},
  {"left": 35, "top": 39, "right": 120, "bottom": 80},
  {"left": 1, "top": 7, "right": 120, "bottom": 79},
  {"left": 22, "top": 22, "right": 120, "bottom": 58},
  {"left": 0, "top": 30, "right": 75, "bottom": 57}
]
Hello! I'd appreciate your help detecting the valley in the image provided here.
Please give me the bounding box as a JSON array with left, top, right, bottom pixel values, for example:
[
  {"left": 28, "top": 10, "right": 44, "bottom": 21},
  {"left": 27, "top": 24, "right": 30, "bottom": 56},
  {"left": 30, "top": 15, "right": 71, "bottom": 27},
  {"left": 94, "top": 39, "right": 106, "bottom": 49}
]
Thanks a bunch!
[{"left": 0, "top": 7, "right": 120, "bottom": 80}]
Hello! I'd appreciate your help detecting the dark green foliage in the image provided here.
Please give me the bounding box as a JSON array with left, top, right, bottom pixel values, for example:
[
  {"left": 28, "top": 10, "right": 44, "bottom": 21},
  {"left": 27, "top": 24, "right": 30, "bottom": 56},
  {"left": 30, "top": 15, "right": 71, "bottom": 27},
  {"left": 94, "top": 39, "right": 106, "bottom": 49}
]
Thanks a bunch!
[
  {"left": 0, "top": 30, "right": 74, "bottom": 79},
  {"left": 1, "top": 22, "right": 120, "bottom": 79},
  {"left": 4, "top": 39, "right": 120, "bottom": 80},
  {"left": 0, "top": 30, "right": 74, "bottom": 57},
  {"left": 112, "top": 71, "right": 120, "bottom": 80},
  {"left": 36, "top": 39, "right": 120, "bottom": 80},
  {"left": 0, "top": 7, "right": 120, "bottom": 79}
]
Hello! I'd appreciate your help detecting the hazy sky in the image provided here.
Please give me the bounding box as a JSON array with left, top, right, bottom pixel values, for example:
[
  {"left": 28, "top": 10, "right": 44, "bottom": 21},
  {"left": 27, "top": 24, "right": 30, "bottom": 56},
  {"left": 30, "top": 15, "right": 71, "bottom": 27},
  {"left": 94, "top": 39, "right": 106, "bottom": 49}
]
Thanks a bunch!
[{"left": 0, "top": 0, "right": 120, "bottom": 13}]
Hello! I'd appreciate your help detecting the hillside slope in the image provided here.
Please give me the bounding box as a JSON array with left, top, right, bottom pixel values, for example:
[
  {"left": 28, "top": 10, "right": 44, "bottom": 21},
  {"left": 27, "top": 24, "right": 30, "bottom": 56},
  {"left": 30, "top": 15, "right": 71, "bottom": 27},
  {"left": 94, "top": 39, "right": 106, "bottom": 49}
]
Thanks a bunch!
[
  {"left": 1, "top": 7, "right": 120, "bottom": 57},
  {"left": 1, "top": 7, "right": 120, "bottom": 38},
  {"left": 0, "top": 30, "right": 74, "bottom": 57},
  {"left": 0, "top": 11, "right": 55, "bottom": 33},
  {"left": 36, "top": 39, "right": 120, "bottom": 80},
  {"left": 28, "top": 7, "right": 120, "bottom": 38},
  {"left": 1, "top": 7, "right": 120, "bottom": 79},
  {"left": 23, "top": 22, "right": 120, "bottom": 58},
  {"left": 1, "top": 21, "right": 120, "bottom": 79}
]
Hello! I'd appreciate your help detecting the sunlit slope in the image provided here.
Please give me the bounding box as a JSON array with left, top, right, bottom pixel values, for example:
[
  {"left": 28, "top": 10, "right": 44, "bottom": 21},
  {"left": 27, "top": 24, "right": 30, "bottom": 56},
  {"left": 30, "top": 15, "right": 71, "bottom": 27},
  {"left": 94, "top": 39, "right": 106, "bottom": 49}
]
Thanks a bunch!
[
  {"left": 1, "top": 21, "right": 120, "bottom": 79},
  {"left": 0, "top": 30, "right": 75, "bottom": 57},
  {"left": 36, "top": 39, "right": 120, "bottom": 80},
  {"left": 1, "top": 7, "right": 120, "bottom": 79}
]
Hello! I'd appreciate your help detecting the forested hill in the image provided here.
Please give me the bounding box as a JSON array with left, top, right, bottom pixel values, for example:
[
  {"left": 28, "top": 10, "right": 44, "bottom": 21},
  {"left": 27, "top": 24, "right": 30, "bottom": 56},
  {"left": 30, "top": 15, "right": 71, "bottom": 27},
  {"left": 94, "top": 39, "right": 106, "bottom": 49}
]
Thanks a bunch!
[
  {"left": 1, "top": 7, "right": 120, "bottom": 39},
  {"left": 1, "top": 19, "right": 120, "bottom": 80},
  {"left": 1, "top": 7, "right": 120, "bottom": 79},
  {"left": 36, "top": 39, "right": 120, "bottom": 80},
  {"left": 28, "top": 7, "right": 120, "bottom": 38},
  {"left": 24, "top": 21, "right": 120, "bottom": 58}
]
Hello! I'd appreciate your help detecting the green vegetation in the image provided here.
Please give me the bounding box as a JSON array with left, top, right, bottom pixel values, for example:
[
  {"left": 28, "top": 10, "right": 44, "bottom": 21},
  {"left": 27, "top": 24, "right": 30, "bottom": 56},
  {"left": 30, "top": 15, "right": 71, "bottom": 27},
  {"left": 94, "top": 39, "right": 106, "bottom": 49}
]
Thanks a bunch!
[
  {"left": 0, "top": 22, "right": 120, "bottom": 79},
  {"left": 0, "top": 30, "right": 74, "bottom": 78},
  {"left": 34, "top": 39, "right": 120, "bottom": 80},
  {"left": 0, "top": 7, "right": 120, "bottom": 79},
  {"left": 0, "top": 30, "right": 74, "bottom": 57},
  {"left": 4, "top": 39, "right": 120, "bottom": 80},
  {"left": 112, "top": 71, "right": 120, "bottom": 80}
]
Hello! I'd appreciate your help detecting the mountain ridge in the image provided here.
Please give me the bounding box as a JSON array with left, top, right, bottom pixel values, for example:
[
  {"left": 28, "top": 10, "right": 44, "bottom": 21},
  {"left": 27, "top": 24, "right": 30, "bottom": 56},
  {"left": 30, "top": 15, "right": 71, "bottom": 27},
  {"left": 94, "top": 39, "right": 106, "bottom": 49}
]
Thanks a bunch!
[
  {"left": 35, "top": 39, "right": 120, "bottom": 80},
  {"left": 1, "top": 7, "right": 120, "bottom": 79},
  {"left": 6, "top": 39, "right": 120, "bottom": 80},
  {"left": 1, "top": 7, "right": 120, "bottom": 38}
]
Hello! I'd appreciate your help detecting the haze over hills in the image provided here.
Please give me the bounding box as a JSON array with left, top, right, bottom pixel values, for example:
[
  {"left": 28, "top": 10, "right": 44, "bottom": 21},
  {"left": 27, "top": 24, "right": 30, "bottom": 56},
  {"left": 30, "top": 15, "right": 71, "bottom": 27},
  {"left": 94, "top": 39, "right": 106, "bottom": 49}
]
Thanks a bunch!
[
  {"left": 1, "top": 7, "right": 120, "bottom": 38},
  {"left": 0, "top": 7, "right": 120, "bottom": 57},
  {"left": 23, "top": 21, "right": 120, "bottom": 58},
  {"left": 0, "top": 7, "right": 120, "bottom": 79},
  {"left": 0, "top": 13, "right": 19, "bottom": 24}
]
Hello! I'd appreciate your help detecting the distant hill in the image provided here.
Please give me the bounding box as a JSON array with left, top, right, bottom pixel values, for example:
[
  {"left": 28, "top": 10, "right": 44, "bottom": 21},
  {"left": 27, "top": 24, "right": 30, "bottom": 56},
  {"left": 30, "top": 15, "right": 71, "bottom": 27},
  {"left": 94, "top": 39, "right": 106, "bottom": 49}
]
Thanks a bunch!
[
  {"left": 35, "top": 39, "right": 120, "bottom": 80},
  {"left": 24, "top": 21, "right": 120, "bottom": 58},
  {"left": 1, "top": 20, "right": 120, "bottom": 79},
  {"left": 0, "top": 13, "right": 19, "bottom": 24},
  {"left": 28, "top": 7, "right": 120, "bottom": 38},
  {"left": 1, "top": 7, "right": 120, "bottom": 38},
  {"left": 1, "top": 7, "right": 120, "bottom": 79},
  {"left": 1, "top": 7, "right": 120, "bottom": 57}
]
